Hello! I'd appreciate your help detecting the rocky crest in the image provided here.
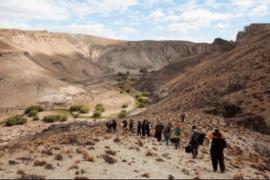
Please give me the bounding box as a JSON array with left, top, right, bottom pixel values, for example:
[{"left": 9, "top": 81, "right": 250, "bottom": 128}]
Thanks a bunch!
[{"left": 236, "top": 23, "right": 270, "bottom": 41}]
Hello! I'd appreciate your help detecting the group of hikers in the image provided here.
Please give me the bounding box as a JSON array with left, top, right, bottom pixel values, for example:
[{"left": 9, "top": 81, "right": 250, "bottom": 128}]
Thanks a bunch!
[{"left": 104, "top": 113, "right": 227, "bottom": 173}]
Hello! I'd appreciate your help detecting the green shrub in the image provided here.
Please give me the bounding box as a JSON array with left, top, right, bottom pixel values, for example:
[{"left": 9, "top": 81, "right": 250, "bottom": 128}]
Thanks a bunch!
[
  {"left": 28, "top": 110, "right": 38, "bottom": 117},
  {"left": 60, "top": 115, "right": 68, "bottom": 122},
  {"left": 139, "top": 103, "right": 145, "bottom": 108},
  {"left": 117, "top": 83, "right": 125, "bottom": 90},
  {"left": 25, "top": 105, "right": 43, "bottom": 114},
  {"left": 126, "top": 88, "right": 131, "bottom": 93},
  {"left": 70, "top": 105, "right": 89, "bottom": 114},
  {"left": 79, "top": 105, "right": 89, "bottom": 114},
  {"left": 122, "top": 103, "right": 128, "bottom": 108},
  {"left": 73, "top": 114, "right": 80, "bottom": 118},
  {"left": 120, "top": 91, "right": 124, "bottom": 94},
  {"left": 118, "top": 110, "right": 127, "bottom": 118},
  {"left": 141, "top": 98, "right": 149, "bottom": 104},
  {"left": 95, "top": 104, "right": 105, "bottom": 112},
  {"left": 142, "top": 91, "right": 150, "bottom": 97},
  {"left": 33, "top": 116, "right": 40, "bottom": 121},
  {"left": 93, "top": 111, "right": 101, "bottom": 118},
  {"left": 135, "top": 94, "right": 142, "bottom": 99},
  {"left": 43, "top": 115, "right": 62, "bottom": 123},
  {"left": 6, "top": 115, "right": 27, "bottom": 126},
  {"left": 69, "top": 105, "right": 82, "bottom": 112}
]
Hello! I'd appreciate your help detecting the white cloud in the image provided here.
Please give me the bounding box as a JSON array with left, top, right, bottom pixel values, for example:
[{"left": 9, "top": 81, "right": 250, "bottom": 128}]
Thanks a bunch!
[
  {"left": 120, "top": 27, "right": 138, "bottom": 35},
  {"left": 215, "top": 23, "right": 229, "bottom": 29},
  {"left": 157, "top": 26, "right": 164, "bottom": 30},
  {"left": 0, "top": 0, "right": 69, "bottom": 20},
  {"left": 250, "top": 5, "right": 269, "bottom": 16},
  {"left": 167, "top": 9, "right": 235, "bottom": 33},
  {"left": 149, "top": 10, "right": 165, "bottom": 18}
]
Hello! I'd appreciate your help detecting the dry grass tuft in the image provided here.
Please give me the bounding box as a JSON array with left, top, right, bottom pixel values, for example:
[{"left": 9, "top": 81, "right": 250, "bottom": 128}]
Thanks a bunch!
[
  {"left": 17, "top": 169, "right": 26, "bottom": 175},
  {"left": 137, "top": 139, "right": 144, "bottom": 147},
  {"left": 233, "top": 172, "right": 244, "bottom": 180},
  {"left": 82, "top": 152, "right": 95, "bottom": 162},
  {"left": 182, "top": 168, "right": 190, "bottom": 175},
  {"left": 69, "top": 164, "right": 79, "bottom": 170},
  {"left": 113, "top": 137, "right": 121, "bottom": 143},
  {"left": 41, "top": 149, "right": 53, "bottom": 156},
  {"left": 8, "top": 160, "right": 17, "bottom": 165},
  {"left": 156, "top": 158, "right": 164, "bottom": 162},
  {"left": 193, "top": 176, "right": 201, "bottom": 180},
  {"left": 105, "top": 149, "right": 116, "bottom": 156},
  {"left": 54, "top": 154, "right": 63, "bottom": 161},
  {"left": 168, "top": 174, "right": 174, "bottom": 180},
  {"left": 45, "top": 163, "right": 55, "bottom": 170},
  {"left": 18, "top": 174, "right": 46, "bottom": 180},
  {"left": 74, "top": 176, "right": 90, "bottom": 180},
  {"left": 102, "top": 154, "right": 117, "bottom": 164},
  {"left": 145, "top": 150, "right": 153, "bottom": 156},
  {"left": 34, "top": 160, "right": 47, "bottom": 166},
  {"left": 141, "top": 173, "right": 150, "bottom": 178}
]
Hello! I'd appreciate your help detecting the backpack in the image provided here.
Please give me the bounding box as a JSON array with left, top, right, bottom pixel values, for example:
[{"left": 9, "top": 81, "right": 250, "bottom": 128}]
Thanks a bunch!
[
  {"left": 193, "top": 132, "right": 205, "bottom": 145},
  {"left": 175, "top": 127, "right": 181, "bottom": 136}
]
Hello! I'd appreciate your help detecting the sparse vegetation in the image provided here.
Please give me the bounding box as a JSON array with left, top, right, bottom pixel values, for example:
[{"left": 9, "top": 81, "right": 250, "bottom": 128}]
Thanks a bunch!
[
  {"left": 33, "top": 116, "right": 40, "bottom": 121},
  {"left": 92, "top": 103, "right": 105, "bottom": 118},
  {"left": 28, "top": 110, "right": 38, "bottom": 117},
  {"left": 43, "top": 114, "right": 62, "bottom": 123},
  {"left": 105, "top": 149, "right": 116, "bottom": 156},
  {"left": 102, "top": 154, "right": 117, "bottom": 164},
  {"left": 70, "top": 105, "right": 89, "bottom": 114},
  {"left": 122, "top": 103, "right": 128, "bottom": 108},
  {"left": 25, "top": 105, "right": 43, "bottom": 114},
  {"left": 5, "top": 115, "right": 27, "bottom": 126},
  {"left": 118, "top": 110, "right": 127, "bottom": 118},
  {"left": 142, "top": 91, "right": 150, "bottom": 97}
]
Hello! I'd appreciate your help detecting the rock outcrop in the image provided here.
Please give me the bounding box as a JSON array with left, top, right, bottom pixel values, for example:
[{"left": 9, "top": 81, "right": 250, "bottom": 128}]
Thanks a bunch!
[{"left": 236, "top": 23, "right": 270, "bottom": 41}]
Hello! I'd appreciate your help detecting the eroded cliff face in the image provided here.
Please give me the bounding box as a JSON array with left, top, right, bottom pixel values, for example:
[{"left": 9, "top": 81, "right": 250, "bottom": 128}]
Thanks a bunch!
[{"left": 236, "top": 23, "right": 270, "bottom": 41}]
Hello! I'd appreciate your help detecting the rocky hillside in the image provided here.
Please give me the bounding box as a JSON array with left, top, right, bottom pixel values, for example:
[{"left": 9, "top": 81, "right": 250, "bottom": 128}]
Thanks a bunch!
[
  {"left": 136, "top": 29, "right": 270, "bottom": 134},
  {"left": 0, "top": 29, "right": 210, "bottom": 109},
  {"left": 236, "top": 23, "right": 270, "bottom": 41}
]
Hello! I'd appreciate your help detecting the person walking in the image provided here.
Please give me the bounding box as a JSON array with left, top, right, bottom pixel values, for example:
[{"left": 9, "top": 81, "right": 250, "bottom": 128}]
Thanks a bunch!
[
  {"left": 122, "top": 119, "right": 128, "bottom": 130},
  {"left": 181, "top": 113, "right": 186, "bottom": 123},
  {"left": 187, "top": 126, "right": 199, "bottom": 159},
  {"left": 208, "top": 129, "right": 227, "bottom": 173},
  {"left": 129, "top": 119, "right": 134, "bottom": 131},
  {"left": 137, "top": 120, "right": 142, "bottom": 136},
  {"left": 112, "top": 119, "right": 117, "bottom": 132},
  {"left": 155, "top": 121, "right": 165, "bottom": 142},
  {"left": 145, "top": 120, "right": 151, "bottom": 137},
  {"left": 163, "top": 123, "right": 172, "bottom": 145},
  {"left": 170, "top": 122, "right": 183, "bottom": 149}
]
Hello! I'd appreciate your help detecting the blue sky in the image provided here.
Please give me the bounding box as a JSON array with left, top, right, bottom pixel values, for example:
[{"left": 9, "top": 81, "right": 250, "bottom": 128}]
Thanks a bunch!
[{"left": 0, "top": 0, "right": 269, "bottom": 43}]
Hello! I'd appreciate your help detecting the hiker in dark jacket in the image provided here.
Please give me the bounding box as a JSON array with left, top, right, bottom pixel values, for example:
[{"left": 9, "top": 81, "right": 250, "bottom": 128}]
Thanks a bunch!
[
  {"left": 163, "top": 123, "right": 172, "bottom": 145},
  {"left": 137, "top": 120, "right": 142, "bottom": 136},
  {"left": 155, "top": 121, "right": 164, "bottom": 142},
  {"left": 187, "top": 126, "right": 199, "bottom": 159},
  {"left": 122, "top": 120, "right": 128, "bottom": 130},
  {"left": 181, "top": 113, "right": 186, "bottom": 123},
  {"left": 142, "top": 119, "right": 146, "bottom": 136},
  {"left": 105, "top": 120, "right": 112, "bottom": 132},
  {"left": 208, "top": 129, "right": 227, "bottom": 173},
  {"left": 129, "top": 119, "right": 134, "bottom": 131},
  {"left": 145, "top": 120, "right": 151, "bottom": 137},
  {"left": 112, "top": 119, "right": 117, "bottom": 132}
]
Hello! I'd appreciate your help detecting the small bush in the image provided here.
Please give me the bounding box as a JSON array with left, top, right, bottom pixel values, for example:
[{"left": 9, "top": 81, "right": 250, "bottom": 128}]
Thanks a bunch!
[
  {"left": 95, "top": 104, "right": 105, "bottom": 112},
  {"left": 25, "top": 105, "right": 43, "bottom": 114},
  {"left": 54, "top": 154, "right": 63, "bottom": 161},
  {"left": 126, "top": 88, "right": 131, "bottom": 93},
  {"left": 122, "top": 103, "right": 128, "bottom": 108},
  {"left": 142, "top": 91, "right": 150, "bottom": 97},
  {"left": 34, "top": 160, "right": 47, "bottom": 166},
  {"left": 93, "top": 111, "right": 101, "bottom": 118},
  {"left": 73, "top": 114, "right": 80, "bottom": 118},
  {"left": 60, "top": 115, "right": 68, "bottom": 122},
  {"left": 70, "top": 105, "right": 89, "bottom": 114},
  {"left": 118, "top": 110, "right": 127, "bottom": 118},
  {"left": 80, "top": 106, "right": 89, "bottom": 114},
  {"left": 105, "top": 149, "right": 116, "bottom": 156},
  {"left": 102, "top": 154, "right": 117, "bottom": 164},
  {"left": 6, "top": 115, "right": 27, "bottom": 126},
  {"left": 28, "top": 110, "right": 38, "bottom": 117},
  {"left": 139, "top": 103, "right": 145, "bottom": 108},
  {"left": 43, "top": 114, "right": 62, "bottom": 123},
  {"left": 33, "top": 116, "right": 40, "bottom": 121}
]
